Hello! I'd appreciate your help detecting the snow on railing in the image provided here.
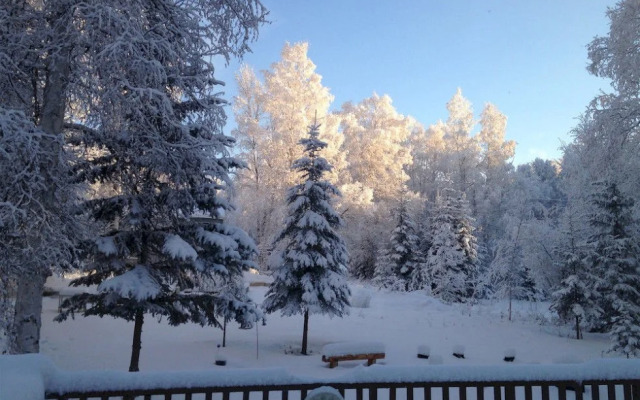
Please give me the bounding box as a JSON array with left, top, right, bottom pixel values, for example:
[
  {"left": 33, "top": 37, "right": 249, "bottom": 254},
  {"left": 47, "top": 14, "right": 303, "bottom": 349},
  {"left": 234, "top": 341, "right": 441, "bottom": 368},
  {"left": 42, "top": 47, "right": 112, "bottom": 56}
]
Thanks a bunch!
[{"left": 1, "top": 354, "right": 639, "bottom": 400}]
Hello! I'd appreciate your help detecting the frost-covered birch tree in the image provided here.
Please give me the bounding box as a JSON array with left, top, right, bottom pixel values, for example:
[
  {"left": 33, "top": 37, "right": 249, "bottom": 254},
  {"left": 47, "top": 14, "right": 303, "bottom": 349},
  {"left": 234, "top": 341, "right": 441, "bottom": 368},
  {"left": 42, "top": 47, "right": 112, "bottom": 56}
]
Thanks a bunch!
[
  {"left": 406, "top": 121, "right": 448, "bottom": 202},
  {"left": 1, "top": 0, "right": 268, "bottom": 357},
  {"left": 340, "top": 94, "right": 414, "bottom": 202},
  {"left": 443, "top": 89, "right": 481, "bottom": 202},
  {"left": 558, "top": 0, "right": 640, "bottom": 352},
  {"left": 562, "top": 0, "right": 640, "bottom": 224},
  {"left": 263, "top": 123, "right": 350, "bottom": 356},
  {"left": 0, "top": 1, "right": 85, "bottom": 354},
  {"left": 475, "top": 103, "right": 515, "bottom": 246},
  {"left": 0, "top": 110, "right": 81, "bottom": 354}
]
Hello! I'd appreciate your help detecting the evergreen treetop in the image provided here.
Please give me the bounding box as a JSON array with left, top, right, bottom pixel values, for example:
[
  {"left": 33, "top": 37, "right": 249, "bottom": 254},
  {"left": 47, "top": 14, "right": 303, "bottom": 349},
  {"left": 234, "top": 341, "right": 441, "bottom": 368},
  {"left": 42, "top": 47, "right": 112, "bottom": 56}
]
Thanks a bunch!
[{"left": 263, "top": 122, "right": 350, "bottom": 318}]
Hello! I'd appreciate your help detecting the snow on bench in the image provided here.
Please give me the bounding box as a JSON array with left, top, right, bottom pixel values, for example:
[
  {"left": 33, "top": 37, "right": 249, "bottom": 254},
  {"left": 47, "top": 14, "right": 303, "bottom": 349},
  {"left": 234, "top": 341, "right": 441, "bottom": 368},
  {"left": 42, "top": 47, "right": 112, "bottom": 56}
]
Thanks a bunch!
[{"left": 321, "top": 342, "right": 385, "bottom": 368}]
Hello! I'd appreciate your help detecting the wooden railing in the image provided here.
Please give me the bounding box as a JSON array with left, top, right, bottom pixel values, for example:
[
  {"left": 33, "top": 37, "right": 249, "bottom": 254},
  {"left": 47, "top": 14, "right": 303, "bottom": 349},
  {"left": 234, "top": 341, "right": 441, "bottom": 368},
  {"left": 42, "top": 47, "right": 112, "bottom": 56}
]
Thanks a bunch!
[
  {"left": 39, "top": 359, "right": 640, "bottom": 400},
  {"left": 44, "top": 377, "right": 640, "bottom": 400}
]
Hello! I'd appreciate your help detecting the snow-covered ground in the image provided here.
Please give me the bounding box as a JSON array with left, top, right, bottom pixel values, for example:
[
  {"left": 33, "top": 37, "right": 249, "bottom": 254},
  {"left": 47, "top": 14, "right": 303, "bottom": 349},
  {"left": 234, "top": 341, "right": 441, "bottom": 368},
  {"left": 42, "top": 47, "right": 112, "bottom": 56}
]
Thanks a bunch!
[{"left": 39, "top": 274, "right": 614, "bottom": 378}]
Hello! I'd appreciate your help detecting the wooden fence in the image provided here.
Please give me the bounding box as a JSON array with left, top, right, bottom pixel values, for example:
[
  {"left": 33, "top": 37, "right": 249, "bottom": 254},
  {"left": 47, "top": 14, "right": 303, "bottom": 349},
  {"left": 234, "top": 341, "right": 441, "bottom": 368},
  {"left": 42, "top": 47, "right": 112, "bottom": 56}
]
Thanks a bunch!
[{"left": 44, "top": 377, "right": 640, "bottom": 400}]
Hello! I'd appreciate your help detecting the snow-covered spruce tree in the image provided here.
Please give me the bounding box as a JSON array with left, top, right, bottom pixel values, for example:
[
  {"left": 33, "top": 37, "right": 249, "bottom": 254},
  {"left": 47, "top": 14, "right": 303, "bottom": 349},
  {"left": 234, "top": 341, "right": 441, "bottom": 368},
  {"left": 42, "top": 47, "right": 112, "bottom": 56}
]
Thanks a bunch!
[
  {"left": 488, "top": 221, "right": 541, "bottom": 320},
  {"left": 584, "top": 181, "right": 640, "bottom": 357},
  {"left": 232, "top": 43, "right": 348, "bottom": 270},
  {"left": 411, "top": 202, "right": 434, "bottom": 292},
  {"left": 54, "top": 1, "right": 268, "bottom": 372},
  {"left": 425, "top": 190, "right": 478, "bottom": 303},
  {"left": 374, "top": 189, "right": 421, "bottom": 291},
  {"left": 550, "top": 206, "right": 598, "bottom": 340},
  {"left": 263, "top": 123, "right": 350, "bottom": 356},
  {"left": 550, "top": 255, "right": 595, "bottom": 340}
]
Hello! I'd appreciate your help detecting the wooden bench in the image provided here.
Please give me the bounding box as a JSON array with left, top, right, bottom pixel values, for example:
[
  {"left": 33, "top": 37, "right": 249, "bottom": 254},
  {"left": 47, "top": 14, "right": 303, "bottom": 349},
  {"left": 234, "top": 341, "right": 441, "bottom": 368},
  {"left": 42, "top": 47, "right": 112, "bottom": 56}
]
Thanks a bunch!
[
  {"left": 321, "top": 352, "right": 385, "bottom": 368},
  {"left": 321, "top": 342, "right": 385, "bottom": 368}
]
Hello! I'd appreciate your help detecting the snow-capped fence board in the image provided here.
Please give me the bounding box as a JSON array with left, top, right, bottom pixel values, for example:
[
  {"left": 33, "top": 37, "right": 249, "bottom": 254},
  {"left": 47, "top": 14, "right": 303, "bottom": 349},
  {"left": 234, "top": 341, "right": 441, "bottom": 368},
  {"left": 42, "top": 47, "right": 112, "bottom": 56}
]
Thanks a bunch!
[
  {"left": 43, "top": 378, "right": 640, "bottom": 400},
  {"left": 5, "top": 356, "right": 633, "bottom": 400}
]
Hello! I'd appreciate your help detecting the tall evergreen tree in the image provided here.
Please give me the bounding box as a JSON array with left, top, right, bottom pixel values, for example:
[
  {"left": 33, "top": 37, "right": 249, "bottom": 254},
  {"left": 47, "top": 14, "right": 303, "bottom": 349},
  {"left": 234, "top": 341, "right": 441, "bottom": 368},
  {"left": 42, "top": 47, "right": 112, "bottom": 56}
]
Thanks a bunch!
[
  {"left": 426, "top": 190, "right": 478, "bottom": 303},
  {"left": 586, "top": 181, "right": 640, "bottom": 357},
  {"left": 550, "top": 255, "right": 595, "bottom": 340},
  {"left": 374, "top": 190, "right": 420, "bottom": 291},
  {"left": 550, "top": 206, "right": 597, "bottom": 340},
  {"left": 232, "top": 43, "right": 347, "bottom": 269},
  {"left": 411, "top": 202, "right": 435, "bottom": 292},
  {"left": 263, "top": 123, "right": 350, "bottom": 355},
  {"left": 54, "top": 0, "right": 268, "bottom": 372},
  {"left": 488, "top": 220, "right": 541, "bottom": 320}
]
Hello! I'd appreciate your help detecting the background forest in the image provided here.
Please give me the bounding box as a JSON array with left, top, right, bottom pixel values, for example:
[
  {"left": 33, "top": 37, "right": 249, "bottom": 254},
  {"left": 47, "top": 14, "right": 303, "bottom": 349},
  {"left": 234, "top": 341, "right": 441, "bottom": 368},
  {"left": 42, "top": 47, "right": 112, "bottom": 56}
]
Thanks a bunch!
[
  {"left": 229, "top": 1, "right": 640, "bottom": 356},
  {"left": 1, "top": 0, "right": 639, "bottom": 364}
]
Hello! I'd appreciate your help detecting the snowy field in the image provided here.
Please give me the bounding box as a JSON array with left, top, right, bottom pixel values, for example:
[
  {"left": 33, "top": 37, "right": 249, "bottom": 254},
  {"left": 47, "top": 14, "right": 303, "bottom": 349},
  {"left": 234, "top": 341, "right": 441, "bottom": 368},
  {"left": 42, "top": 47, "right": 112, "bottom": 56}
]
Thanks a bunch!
[{"left": 38, "top": 273, "right": 614, "bottom": 378}]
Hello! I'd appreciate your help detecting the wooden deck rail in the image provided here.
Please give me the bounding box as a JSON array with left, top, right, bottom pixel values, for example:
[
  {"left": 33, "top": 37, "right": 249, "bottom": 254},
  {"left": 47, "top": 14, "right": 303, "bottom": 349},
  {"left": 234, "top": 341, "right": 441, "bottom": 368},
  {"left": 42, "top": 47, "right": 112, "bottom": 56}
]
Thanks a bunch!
[{"left": 45, "top": 378, "right": 640, "bottom": 400}]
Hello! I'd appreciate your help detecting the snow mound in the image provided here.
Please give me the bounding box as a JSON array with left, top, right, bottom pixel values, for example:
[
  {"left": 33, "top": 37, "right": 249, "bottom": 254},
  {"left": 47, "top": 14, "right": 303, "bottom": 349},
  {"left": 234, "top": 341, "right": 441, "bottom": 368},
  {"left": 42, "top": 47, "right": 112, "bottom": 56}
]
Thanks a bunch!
[
  {"left": 417, "top": 345, "right": 431, "bottom": 356},
  {"left": 0, "top": 354, "right": 58, "bottom": 400},
  {"left": 305, "top": 386, "right": 343, "bottom": 400},
  {"left": 322, "top": 342, "right": 385, "bottom": 357}
]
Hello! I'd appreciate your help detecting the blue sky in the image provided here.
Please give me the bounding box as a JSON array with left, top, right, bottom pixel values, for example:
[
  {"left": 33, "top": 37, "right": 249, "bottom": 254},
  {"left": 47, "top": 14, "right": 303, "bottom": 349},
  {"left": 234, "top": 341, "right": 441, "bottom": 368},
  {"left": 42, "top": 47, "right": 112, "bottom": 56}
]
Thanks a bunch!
[{"left": 220, "top": 1, "right": 614, "bottom": 165}]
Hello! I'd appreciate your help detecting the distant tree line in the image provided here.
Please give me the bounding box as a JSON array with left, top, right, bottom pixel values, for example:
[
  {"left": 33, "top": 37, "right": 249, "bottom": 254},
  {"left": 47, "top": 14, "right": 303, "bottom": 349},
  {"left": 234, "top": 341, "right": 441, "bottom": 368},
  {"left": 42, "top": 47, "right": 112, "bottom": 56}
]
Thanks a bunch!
[{"left": 232, "top": 0, "right": 640, "bottom": 357}]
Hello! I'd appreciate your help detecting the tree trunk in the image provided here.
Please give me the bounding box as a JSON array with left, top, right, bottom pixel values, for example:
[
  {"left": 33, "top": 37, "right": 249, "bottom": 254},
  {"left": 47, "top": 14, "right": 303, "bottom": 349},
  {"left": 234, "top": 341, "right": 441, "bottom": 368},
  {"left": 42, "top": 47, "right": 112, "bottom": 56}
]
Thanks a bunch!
[
  {"left": 40, "top": 25, "right": 71, "bottom": 137},
  {"left": 508, "top": 286, "right": 512, "bottom": 321},
  {"left": 0, "top": 274, "right": 17, "bottom": 354},
  {"left": 301, "top": 310, "right": 309, "bottom": 355},
  {"left": 128, "top": 310, "right": 144, "bottom": 372},
  {"left": 575, "top": 315, "right": 581, "bottom": 340},
  {"left": 12, "top": 6, "right": 74, "bottom": 355},
  {"left": 13, "top": 270, "right": 49, "bottom": 353},
  {"left": 223, "top": 318, "right": 227, "bottom": 347}
]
